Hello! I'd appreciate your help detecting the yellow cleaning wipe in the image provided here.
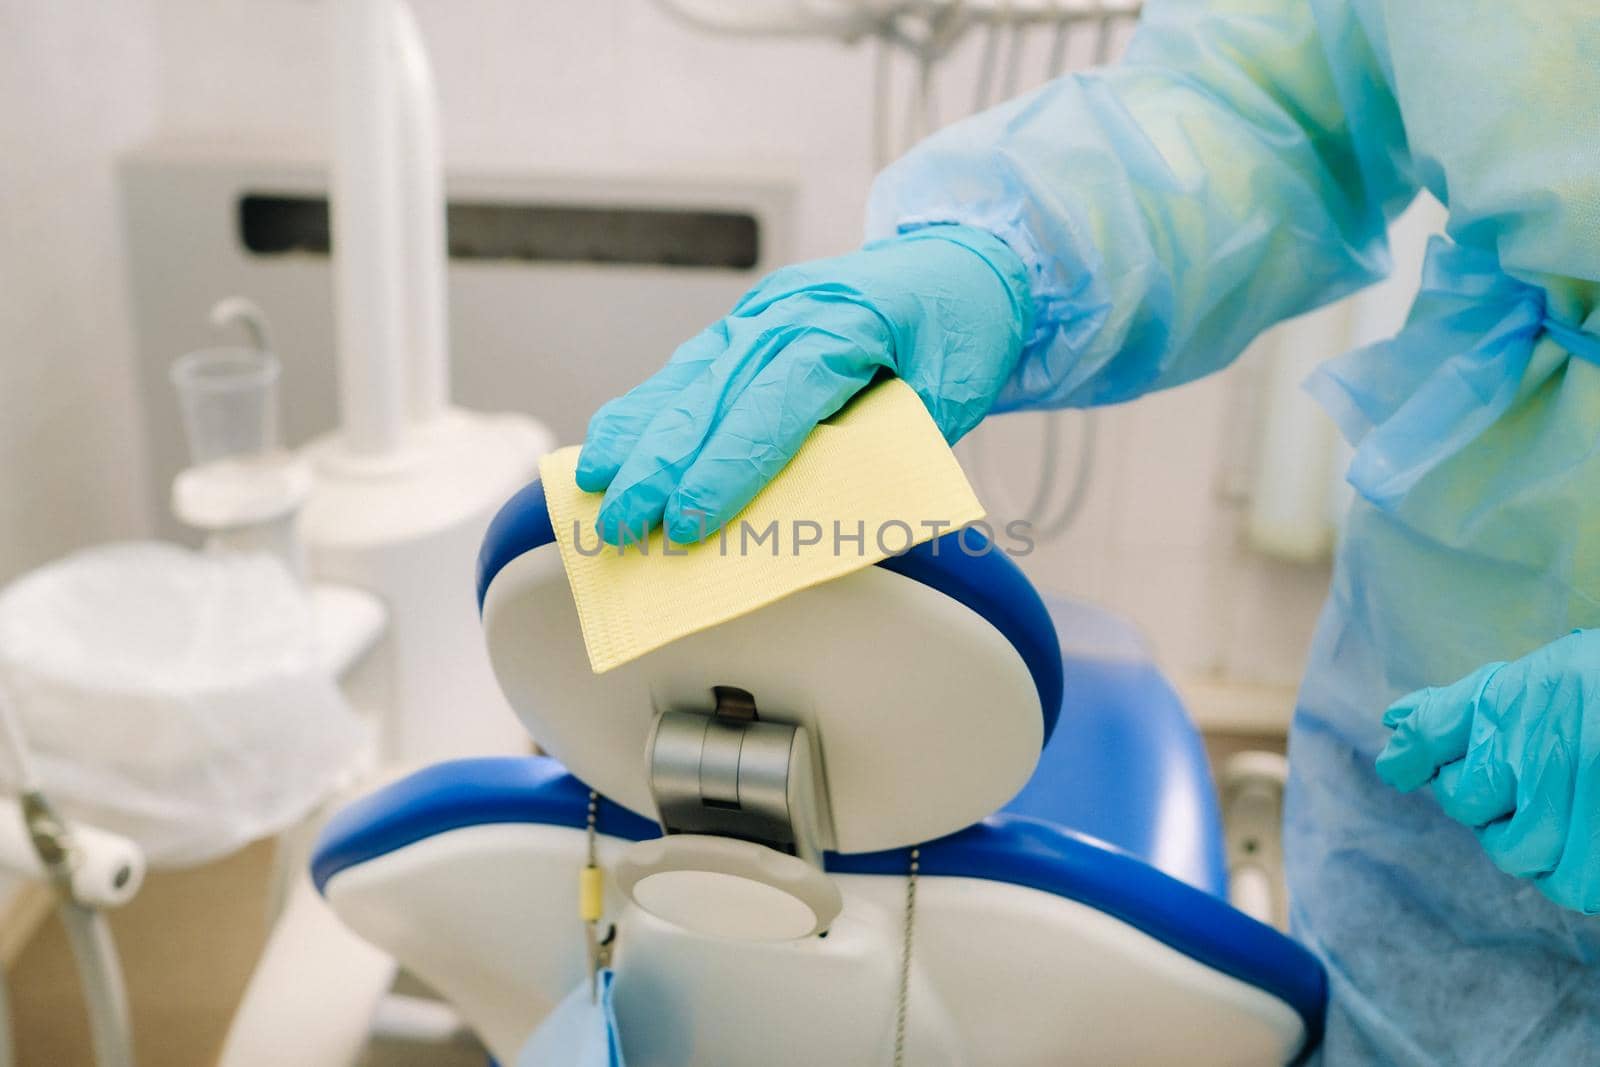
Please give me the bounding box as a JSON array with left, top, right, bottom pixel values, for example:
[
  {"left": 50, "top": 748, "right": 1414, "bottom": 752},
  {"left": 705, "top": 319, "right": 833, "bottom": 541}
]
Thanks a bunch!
[{"left": 541, "top": 379, "right": 986, "bottom": 673}]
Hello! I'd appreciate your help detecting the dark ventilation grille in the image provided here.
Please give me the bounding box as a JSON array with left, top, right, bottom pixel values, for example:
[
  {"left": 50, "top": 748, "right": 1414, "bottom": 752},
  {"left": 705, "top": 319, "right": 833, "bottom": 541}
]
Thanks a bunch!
[{"left": 238, "top": 193, "right": 760, "bottom": 269}]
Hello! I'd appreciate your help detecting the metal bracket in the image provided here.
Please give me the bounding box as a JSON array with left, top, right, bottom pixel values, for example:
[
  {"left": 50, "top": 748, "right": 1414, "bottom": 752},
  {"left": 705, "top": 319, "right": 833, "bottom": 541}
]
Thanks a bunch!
[
  {"left": 645, "top": 688, "right": 829, "bottom": 868},
  {"left": 21, "top": 790, "right": 78, "bottom": 899}
]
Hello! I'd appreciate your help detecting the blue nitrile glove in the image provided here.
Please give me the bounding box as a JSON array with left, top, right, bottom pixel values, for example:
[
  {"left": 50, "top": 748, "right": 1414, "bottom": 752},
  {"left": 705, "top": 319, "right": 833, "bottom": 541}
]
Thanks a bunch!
[
  {"left": 1377, "top": 630, "right": 1600, "bottom": 913},
  {"left": 575, "top": 224, "right": 1032, "bottom": 545}
]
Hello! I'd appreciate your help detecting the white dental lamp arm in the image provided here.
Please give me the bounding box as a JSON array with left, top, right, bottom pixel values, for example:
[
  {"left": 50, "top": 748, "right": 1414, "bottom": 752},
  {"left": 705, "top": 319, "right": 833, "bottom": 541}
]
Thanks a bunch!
[
  {"left": 331, "top": 0, "right": 405, "bottom": 458},
  {"left": 392, "top": 2, "right": 450, "bottom": 427},
  {"left": 328, "top": 0, "right": 452, "bottom": 458}
]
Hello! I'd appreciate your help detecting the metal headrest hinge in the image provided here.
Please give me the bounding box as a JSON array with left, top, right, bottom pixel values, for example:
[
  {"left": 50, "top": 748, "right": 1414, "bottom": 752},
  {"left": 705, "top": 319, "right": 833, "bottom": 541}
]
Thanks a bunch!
[{"left": 645, "top": 690, "right": 829, "bottom": 869}]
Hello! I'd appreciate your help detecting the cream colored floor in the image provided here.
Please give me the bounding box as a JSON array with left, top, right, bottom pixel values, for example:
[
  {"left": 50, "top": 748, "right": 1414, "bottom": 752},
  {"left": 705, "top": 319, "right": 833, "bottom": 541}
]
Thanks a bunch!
[
  {"left": 6, "top": 839, "right": 484, "bottom": 1067},
  {"left": 5, "top": 731, "right": 1284, "bottom": 1066},
  {"left": 10, "top": 841, "right": 276, "bottom": 1066}
]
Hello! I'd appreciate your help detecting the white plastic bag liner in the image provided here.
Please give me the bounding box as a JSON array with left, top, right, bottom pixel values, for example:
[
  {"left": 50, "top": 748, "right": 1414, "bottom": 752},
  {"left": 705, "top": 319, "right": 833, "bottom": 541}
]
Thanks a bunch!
[{"left": 0, "top": 542, "right": 369, "bottom": 867}]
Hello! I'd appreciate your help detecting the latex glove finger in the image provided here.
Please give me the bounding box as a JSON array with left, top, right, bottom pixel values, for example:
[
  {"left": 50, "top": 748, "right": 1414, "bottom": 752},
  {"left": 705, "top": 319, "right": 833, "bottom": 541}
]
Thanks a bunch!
[
  {"left": 576, "top": 324, "right": 729, "bottom": 493},
  {"left": 1533, "top": 753, "right": 1600, "bottom": 915},
  {"left": 1549, "top": 656, "right": 1600, "bottom": 913},
  {"left": 1428, "top": 673, "right": 1528, "bottom": 826},
  {"left": 662, "top": 328, "right": 887, "bottom": 542},
  {"left": 1376, "top": 662, "right": 1505, "bottom": 792},
  {"left": 594, "top": 315, "right": 808, "bottom": 545},
  {"left": 1473, "top": 733, "right": 1575, "bottom": 879},
  {"left": 1433, "top": 664, "right": 1550, "bottom": 827},
  {"left": 1472, "top": 668, "right": 1587, "bottom": 883},
  {"left": 1430, "top": 755, "right": 1517, "bottom": 829}
]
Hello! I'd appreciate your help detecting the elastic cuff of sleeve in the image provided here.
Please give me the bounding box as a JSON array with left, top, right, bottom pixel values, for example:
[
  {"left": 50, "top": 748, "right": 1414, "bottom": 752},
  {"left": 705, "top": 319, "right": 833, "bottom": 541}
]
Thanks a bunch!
[{"left": 888, "top": 213, "right": 1089, "bottom": 384}]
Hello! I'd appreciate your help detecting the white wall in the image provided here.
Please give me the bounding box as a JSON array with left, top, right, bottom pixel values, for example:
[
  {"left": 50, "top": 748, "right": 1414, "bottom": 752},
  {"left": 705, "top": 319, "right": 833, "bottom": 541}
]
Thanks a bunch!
[
  {"left": 150, "top": 1, "right": 883, "bottom": 260},
  {"left": 0, "top": 1, "right": 159, "bottom": 582}
]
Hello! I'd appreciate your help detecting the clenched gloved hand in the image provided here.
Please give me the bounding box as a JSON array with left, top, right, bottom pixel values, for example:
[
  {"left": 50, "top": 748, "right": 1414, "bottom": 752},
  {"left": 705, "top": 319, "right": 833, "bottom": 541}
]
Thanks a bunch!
[
  {"left": 1376, "top": 629, "right": 1600, "bottom": 913},
  {"left": 575, "top": 224, "right": 1032, "bottom": 545}
]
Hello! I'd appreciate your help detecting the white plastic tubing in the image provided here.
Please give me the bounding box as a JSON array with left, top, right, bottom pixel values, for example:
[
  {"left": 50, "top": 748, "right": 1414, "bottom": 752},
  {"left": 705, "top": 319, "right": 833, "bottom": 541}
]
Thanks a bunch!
[
  {"left": 330, "top": 0, "right": 450, "bottom": 458},
  {"left": 60, "top": 903, "right": 135, "bottom": 1067}
]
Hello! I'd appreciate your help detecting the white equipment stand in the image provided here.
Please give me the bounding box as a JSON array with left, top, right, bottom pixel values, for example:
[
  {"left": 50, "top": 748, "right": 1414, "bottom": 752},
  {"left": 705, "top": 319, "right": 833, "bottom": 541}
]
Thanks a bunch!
[{"left": 212, "top": 2, "right": 552, "bottom": 1063}]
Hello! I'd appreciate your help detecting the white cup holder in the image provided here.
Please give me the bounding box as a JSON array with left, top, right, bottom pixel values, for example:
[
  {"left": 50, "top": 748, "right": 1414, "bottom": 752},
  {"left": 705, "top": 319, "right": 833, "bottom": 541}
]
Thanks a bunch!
[{"left": 614, "top": 834, "right": 842, "bottom": 941}]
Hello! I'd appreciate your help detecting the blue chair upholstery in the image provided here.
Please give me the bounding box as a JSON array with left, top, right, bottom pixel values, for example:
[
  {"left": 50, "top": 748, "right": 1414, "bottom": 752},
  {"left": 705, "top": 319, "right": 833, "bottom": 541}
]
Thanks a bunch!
[
  {"left": 312, "top": 754, "right": 1326, "bottom": 1051},
  {"left": 1005, "top": 653, "right": 1228, "bottom": 895}
]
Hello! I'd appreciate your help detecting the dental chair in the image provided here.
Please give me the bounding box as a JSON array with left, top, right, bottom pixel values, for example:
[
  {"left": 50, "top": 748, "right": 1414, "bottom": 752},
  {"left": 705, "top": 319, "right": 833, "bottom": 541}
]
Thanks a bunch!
[{"left": 311, "top": 480, "right": 1326, "bottom": 1066}]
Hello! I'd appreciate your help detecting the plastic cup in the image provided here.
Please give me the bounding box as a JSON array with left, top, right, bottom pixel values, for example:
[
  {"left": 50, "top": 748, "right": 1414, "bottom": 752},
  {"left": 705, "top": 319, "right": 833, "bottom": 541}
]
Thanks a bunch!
[{"left": 169, "top": 347, "right": 282, "bottom": 466}]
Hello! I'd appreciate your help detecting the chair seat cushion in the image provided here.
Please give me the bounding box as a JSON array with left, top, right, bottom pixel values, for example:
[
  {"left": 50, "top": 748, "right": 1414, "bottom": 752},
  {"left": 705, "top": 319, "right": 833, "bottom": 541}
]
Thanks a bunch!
[
  {"left": 1003, "top": 652, "right": 1228, "bottom": 895},
  {"left": 312, "top": 755, "right": 1325, "bottom": 1050}
]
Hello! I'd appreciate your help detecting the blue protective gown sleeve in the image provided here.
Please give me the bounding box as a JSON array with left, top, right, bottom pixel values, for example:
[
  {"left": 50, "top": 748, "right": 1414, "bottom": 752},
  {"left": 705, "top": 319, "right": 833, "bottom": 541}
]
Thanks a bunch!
[{"left": 866, "top": 0, "right": 1419, "bottom": 411}]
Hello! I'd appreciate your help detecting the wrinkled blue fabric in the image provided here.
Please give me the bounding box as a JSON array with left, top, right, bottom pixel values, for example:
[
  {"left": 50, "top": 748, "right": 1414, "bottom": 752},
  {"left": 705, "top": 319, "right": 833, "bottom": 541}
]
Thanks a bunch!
[
  {"left": 516, "top": 969, "right": 626, "bottom": 1067},
  {"left": 862, "top": 1, "right": 1600, "bottom": 1063},
  {"left": 867, "top": 0, "right": 1415, "bottom": 410},
  {"left": 1376, "top": 630, "right": 1600, "bottom": 915},
  {"left": 1307, "top": 239, "right": 1600, "bottom": 510},
  {"left": 575, "top": 225, "right": 1031, "bottom": 544}
]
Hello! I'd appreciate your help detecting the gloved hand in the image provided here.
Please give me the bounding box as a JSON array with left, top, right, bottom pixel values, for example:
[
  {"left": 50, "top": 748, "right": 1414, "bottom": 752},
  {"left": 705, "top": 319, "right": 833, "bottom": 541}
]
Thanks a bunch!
[
  {"left": 1376, "top": 629, "right": 1600, "bottom": 913},
  {"left": 575, "top": 224, "right": 1032, "bottom": 545}
]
